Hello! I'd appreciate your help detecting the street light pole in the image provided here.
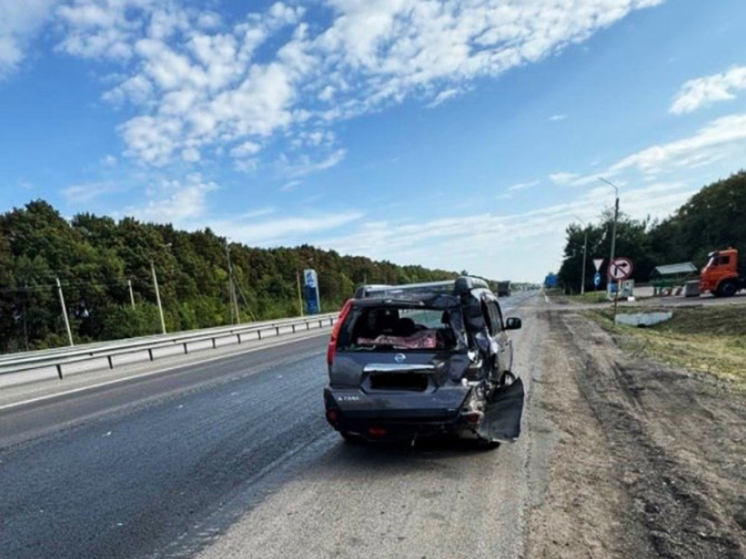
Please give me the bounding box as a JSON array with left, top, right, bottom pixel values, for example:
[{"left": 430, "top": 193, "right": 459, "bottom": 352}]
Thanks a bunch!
[
  {"left": 56, "top": 277, "right": 74, "bottom": 347},
  {"left": 599, "top": 177, "right": 620, "bottom": 296},
  {"left": 151, "top": 261, "right": 167, "bottom": 334},
  {"left": 128, "top": 279, "right": 136, "bottom": 309},
  {"left": 225, "top": 241, "right": 241, "bottom": 325},
  {"left": 296, "top": 270, "right": 304, "bottom": 317},
  {"left": 572, "top": 215, "right": 588, "bottom": 295}
]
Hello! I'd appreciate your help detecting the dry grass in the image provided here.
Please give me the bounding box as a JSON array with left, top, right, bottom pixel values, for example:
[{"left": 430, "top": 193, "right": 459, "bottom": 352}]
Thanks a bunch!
[{"left": 586, "top": 306, "right": 746, "bottom": 383}]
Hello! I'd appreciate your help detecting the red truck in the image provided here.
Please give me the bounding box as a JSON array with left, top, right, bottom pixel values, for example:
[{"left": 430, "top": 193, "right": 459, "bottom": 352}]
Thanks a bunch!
[{"left": 699, "top": 248, "right": 746, "bottom": 297}]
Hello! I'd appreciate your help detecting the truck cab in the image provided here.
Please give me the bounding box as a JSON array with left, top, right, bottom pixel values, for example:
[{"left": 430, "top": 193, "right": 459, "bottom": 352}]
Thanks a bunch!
[{"left": 699, "top": 248, "right": 745, "bottom": 297}]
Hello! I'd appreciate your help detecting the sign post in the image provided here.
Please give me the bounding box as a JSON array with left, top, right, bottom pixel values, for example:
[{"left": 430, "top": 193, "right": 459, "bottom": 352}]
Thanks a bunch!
[{"left": 607, "top": 257, "right": 634, "bottom": 325}]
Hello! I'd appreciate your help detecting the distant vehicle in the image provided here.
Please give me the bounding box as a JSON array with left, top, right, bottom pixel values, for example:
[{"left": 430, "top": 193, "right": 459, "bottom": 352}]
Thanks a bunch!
[
  {"left": 324, "top": 276, "right": 524, "bottom": 448},
  {"left": 496, "top": 280, "right": 511, "bottom": 297},
  {"left": 699, "top": 248, "right": 746, "bottom": 297}
]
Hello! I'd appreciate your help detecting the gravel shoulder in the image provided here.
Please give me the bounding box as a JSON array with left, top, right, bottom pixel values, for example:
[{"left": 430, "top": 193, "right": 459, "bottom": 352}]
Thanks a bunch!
[{"left": 528, "top": 309, "right": 746, "bottom": 558}]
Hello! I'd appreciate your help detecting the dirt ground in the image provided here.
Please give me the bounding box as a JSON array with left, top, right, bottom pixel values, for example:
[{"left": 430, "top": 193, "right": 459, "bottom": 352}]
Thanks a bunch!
[{"left": 527, "top": 309, "right": 746, "bottom": 558}]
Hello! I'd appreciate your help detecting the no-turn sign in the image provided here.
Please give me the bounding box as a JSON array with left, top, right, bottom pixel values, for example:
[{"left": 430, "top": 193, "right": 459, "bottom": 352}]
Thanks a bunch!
[{"left": 608, "top": 257, "right": 634, "bottom": 281}]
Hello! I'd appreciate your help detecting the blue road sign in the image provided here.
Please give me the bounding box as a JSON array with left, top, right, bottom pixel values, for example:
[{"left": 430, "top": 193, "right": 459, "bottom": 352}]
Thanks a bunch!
[
  {"left": 303, "top": 268, "right": 321, "bottom": 314},
  {"left": 594, "top": 272, "right": 601, "bottom": 287}
]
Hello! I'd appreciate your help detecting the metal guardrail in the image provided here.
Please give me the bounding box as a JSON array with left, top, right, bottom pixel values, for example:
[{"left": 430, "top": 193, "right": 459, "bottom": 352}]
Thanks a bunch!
[
  {"left": 0, "top": 314, "right": 337, "bottom": 365},
  {"left": 0, "top": 313, "right": 338, "bottom": 380}
]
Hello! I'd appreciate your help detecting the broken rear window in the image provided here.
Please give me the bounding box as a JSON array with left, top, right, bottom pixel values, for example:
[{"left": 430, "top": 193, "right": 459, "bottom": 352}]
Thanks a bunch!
[{"left": 337, "top": 305, "right": 465, "bottom": 352}]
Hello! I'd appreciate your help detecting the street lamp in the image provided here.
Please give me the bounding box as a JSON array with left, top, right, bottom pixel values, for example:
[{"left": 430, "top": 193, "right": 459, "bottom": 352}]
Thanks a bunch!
[
  {"left": 598, "top": 177, "right": 620, "bottom": 295},
  {"left": 225, "top": 239, "right": 241, "bottom": 325},
  {"left": 572, "top": 215, "right": 589, "bottom": 295},
  {"left": 151, "top": 242, "right": 172, "bottom": 335}
]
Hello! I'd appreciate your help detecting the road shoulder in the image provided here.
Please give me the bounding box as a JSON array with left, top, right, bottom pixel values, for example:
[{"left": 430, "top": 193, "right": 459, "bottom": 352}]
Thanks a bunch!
[{"left": 528, "top": 309, "right": 746, "bottom": 558}]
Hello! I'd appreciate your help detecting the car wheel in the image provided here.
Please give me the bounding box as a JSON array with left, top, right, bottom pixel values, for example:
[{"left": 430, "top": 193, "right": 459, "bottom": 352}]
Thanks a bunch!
[
  {"left": 718, "top": 281, "right": 737, "bottom": 297},
  {"left": 475, "top": 438, "right": 501, "bottom": 451},
  {"left": 340, "top": 431, "right": 365, "bottom": 444}
]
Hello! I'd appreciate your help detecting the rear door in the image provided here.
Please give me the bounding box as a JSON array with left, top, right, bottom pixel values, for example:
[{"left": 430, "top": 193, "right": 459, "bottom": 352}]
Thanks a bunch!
[{"left": 480, "top": 376, "right": 524, "bottom": 441}]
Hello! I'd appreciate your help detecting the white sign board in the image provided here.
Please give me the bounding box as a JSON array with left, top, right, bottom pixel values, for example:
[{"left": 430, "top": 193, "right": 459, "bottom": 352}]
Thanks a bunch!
[
  {"left": 593, "top": 258, "right": 604, "bottom": 272},
  {"left": 304, "top": 269, "right": 317, "bottom": 288},
  {"left": 608, "top": 257, "right": 634, "bottom": 281}
]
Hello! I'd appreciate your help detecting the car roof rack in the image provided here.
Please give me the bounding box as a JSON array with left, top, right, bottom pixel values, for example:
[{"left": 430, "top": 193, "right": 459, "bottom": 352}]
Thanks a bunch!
[{"left": 354, "top": 276, "right": 489, "bottom": 299}]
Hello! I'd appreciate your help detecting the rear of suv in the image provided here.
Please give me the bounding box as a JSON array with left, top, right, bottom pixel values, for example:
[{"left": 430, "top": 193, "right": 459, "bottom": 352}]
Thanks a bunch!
[{"left": 323, "top": 276, "right": 524, "bottom": 447}]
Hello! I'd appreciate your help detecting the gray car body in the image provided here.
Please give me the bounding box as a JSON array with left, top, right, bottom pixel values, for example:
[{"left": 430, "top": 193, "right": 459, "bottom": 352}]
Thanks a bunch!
[{"left": 324, "top": 284, "right": 524, "bottom": 443}]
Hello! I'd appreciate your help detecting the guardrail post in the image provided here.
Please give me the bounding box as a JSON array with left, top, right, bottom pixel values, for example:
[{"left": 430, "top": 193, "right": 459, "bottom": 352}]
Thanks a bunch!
[
  {"left": 212, "top": 338, "right": 217, "bottom": 349},
  {"left": 306, "top": 321, "right": 310, "bottom": 330},
  {"left": 184, "top": 343, "right": 188, "bottom": 354},
  {"left": 276, "top": 326, "right": 280, "bottom": 336},
  {"left": 56, "top": 364, "right": 63, "bottom": 380},
  {"left": 107, "top": 355, "right": 113, "bottom": 369},
  {"left": 257, "top": 329, "right": 262, "bottom": 340},
  {"left": 237, "top": 334, "right": 241, "bottom": 344},
  {"left": 318, "top": 320, "right": 322, "bottom": 328},
  {"left": 292, "top": 324, "right": 296, "bottom": 333},
  {"left": 148, "top": 348, "right": 154, "bottom": 361}
]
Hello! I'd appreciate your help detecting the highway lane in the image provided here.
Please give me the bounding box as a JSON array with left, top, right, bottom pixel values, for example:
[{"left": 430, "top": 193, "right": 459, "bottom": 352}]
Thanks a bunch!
[{"left": 0, "top": 293, "right": 535, "bottom": 558}]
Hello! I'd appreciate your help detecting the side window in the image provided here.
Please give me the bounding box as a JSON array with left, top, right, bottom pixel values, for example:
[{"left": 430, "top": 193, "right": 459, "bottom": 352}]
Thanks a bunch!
[
  {"left": 493, "top": 301, "right": 505, "bottom": 331},
  {"left": 481, "top": 301, "right": 494, "bottom": 334},
  {"left": 718, "top": 256, "right": 731, "bottom": 266},
  {"left": 488, "top": 301, "right": 503, "bottom": 333},
  {"left": 482, "top": 299, "right": 501, "bottom": 335}
]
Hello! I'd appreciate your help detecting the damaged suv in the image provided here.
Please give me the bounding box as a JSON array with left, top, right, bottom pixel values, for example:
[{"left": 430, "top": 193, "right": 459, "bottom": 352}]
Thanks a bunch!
[{"left": 323, "top": 277, "right": 524, "bottom": 447}]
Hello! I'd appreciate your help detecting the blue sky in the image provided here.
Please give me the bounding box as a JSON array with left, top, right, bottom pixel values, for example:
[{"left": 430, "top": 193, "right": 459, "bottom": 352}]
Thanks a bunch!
[{"left": 2, "top": 0, "right": 746, "bottom": 281}]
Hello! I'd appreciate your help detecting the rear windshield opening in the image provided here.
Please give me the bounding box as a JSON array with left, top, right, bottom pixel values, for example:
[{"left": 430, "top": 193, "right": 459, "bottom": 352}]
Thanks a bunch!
[{"left": 338, "top": 306, "right": 461, "bottom": 351}]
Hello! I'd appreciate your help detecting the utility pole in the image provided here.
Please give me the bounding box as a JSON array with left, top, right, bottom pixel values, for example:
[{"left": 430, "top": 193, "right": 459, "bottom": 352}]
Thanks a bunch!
[
  {"left": 573, "top": 215, "right": 589, "bottom": 295},
  {"left": 128, "top": 279, "right": 136, "bottom": 308},
  {"left": 599, "top": 178, "right": 620, "bottom": 297},
  {"left": 296, "top": 270, "right": 304, "bottom": 316},
  {"left": 56, "top": 277, "right": 74, "bottom": 347},
  {"left": 151, "top": 261, "right": 167, "bottom": 334},
  {"left": 225, "top": 242, "right": 240, "bottom": 324}
]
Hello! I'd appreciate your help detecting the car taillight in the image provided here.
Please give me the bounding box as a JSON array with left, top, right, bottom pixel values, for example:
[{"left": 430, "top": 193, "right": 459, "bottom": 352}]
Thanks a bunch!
[{"left": 327, "top": 298, "right": 354, "bottom": 367}]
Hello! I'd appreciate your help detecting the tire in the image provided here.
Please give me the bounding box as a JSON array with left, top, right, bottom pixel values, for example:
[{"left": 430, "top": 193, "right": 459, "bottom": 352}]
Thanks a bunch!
[
  {"left": 718, "top": 281, "right": 738, "bottom": 297},
  {"left": 476, "top": 438, "right": 501, "bottom": 451},
  {"left": 340, "top": 431, "right": 364, "bottom": 444}
]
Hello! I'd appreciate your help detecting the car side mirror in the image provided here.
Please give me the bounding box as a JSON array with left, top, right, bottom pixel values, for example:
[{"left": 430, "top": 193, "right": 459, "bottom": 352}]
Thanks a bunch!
[{"left": 505, "top": 317, "right": 522, "bottom": 330}]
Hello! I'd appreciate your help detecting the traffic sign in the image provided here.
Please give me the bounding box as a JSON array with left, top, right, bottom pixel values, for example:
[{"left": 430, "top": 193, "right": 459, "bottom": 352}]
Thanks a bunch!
[
  {"left": 608, "top": 257, "right": 634, "bottom": 281},
  {"left": 593, "top": 258, "right": 604, "bottom": 272},
  {"left": 594, "top": 272, "right": 601, "bottom": 287}
]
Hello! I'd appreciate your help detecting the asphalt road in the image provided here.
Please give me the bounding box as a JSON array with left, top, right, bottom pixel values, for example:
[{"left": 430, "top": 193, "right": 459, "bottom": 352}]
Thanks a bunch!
[{"left": 0, "top": 293, "right": 537, "bottom": 559}]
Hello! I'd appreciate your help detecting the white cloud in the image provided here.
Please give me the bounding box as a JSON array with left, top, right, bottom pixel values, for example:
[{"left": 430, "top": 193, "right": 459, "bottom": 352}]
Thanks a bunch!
[
  {"left": 549, "top": 114, "right": 568, "bottom": 121},
  {"left": 278, "top": 149, "right": 347, "bottom": 178},
  {"left": 0, "top": 0, "right": 57, "bottom": 78},
  {"left": 62, "top": 181, "right": 118, "bottom": 203},
  {"left": 101, "top": 154, "right": 117, "bottom": 166},
  {"left": 211, "top": 211, "right": 363, "bottom": 245},
  {"left": 610, "top": 113, "right": 746, "bottom": 173},
  {"left": 670, "top": 66, "right": 746, "bottom": 114},
  {"left": 507, "top": 180, "right": 539, "bottom": 191},
  {"left": 428, "top": 88, "right": 462, "bottom": 108},
  {"left": 549, "top": 172, "right": 580, "bottom": 185},
  {"left": 47, "top": 0, "right": 664, "bottom": 167},
  {"left": 230, "top": 141, "right": 261, "bottom": 158},
  {"left": 123, "top": 174, "right": 218, "bottom": 225},
  {"left": 280, "top": 180, "right": 301, "bottom": 192},
  {"left": 315, "top": 180, "right": 694, "bottom": 280}
]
